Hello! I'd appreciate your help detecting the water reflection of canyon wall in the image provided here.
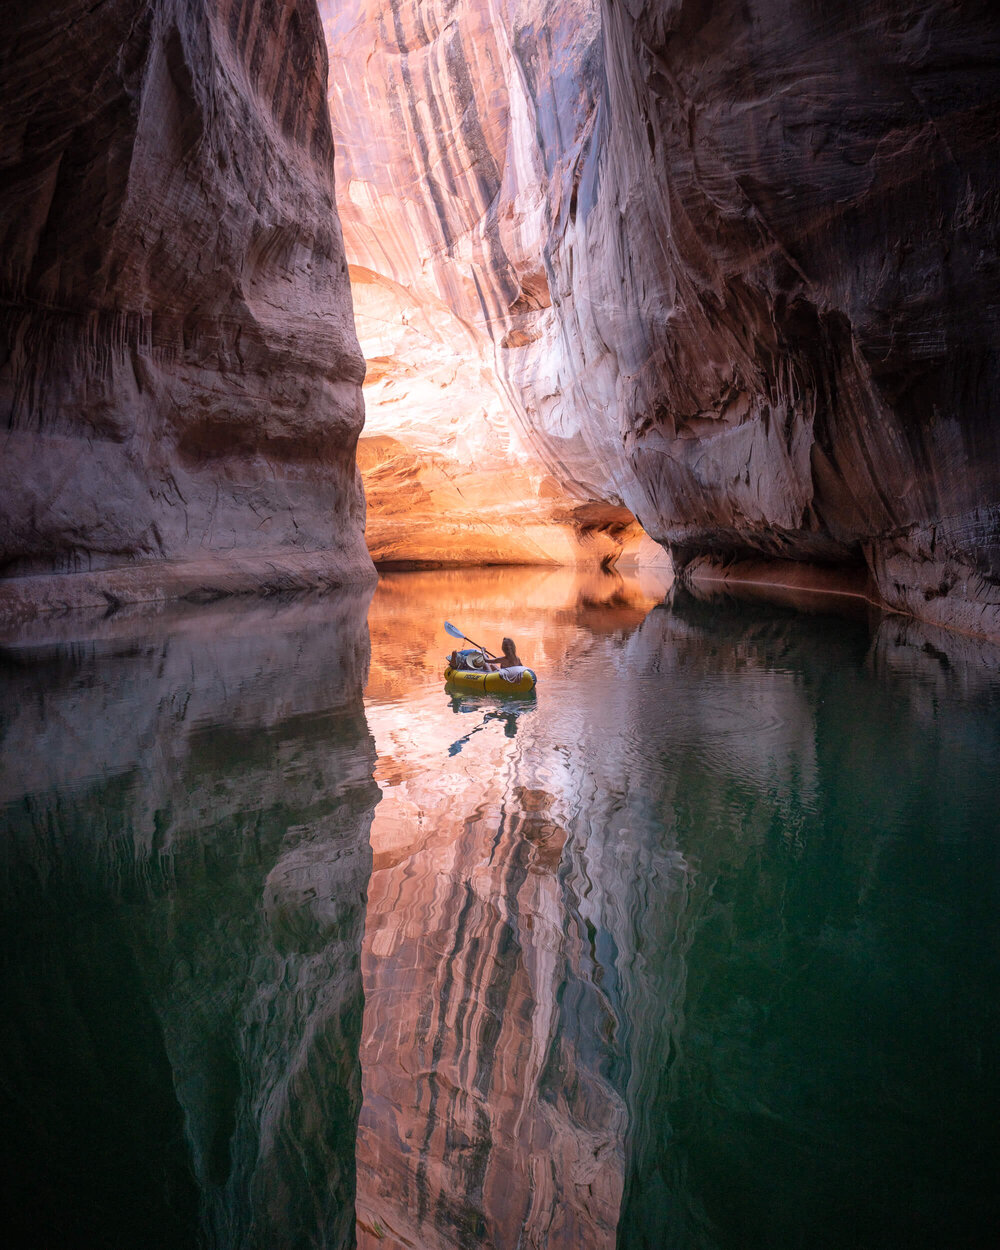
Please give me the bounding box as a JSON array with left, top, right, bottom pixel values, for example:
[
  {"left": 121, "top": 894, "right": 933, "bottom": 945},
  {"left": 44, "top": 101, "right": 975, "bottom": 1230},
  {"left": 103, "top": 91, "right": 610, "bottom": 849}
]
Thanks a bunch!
[
  {"left": 0, "top": 594, "right": 379, "bottom": 1250},
  {"left": 5, "top": 568, "right": 996, "bottom": 1248},
  {"left": 613, "top": 595, "right": 1000, "bottom": 1249},
  {"left": 360, "top": 568, "right": 1000, "bottom": 1249},
  {"left": 357, "top": 569, "right": 672, "bottom": 1247}
]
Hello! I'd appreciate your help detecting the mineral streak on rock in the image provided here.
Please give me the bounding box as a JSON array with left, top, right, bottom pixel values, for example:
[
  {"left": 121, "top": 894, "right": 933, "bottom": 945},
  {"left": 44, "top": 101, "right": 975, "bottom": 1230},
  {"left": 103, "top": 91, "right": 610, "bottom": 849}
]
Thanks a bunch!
[
  {"left": 324, "top": 0, "right": 1000, "bottom": 636},
  {"left": 0, "top": 0, "right": 374, "bottom": 612}
]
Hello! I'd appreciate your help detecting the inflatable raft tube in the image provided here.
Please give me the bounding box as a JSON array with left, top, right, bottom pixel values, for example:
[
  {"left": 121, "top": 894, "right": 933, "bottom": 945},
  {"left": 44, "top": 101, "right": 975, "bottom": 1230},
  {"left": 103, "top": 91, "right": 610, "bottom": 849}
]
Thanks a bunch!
[{"left": 445, "top": 651, "right": 537, "bottom": 695}]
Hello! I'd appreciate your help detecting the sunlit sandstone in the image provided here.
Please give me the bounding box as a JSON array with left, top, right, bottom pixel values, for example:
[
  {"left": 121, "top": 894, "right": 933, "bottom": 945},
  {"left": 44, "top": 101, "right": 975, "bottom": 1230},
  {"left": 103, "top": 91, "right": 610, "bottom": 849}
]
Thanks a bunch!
[
  {"left": 2, "top": 0, "right": 997, "bottom": 630},
  {"left": 323, "top": 0, "right": 1000, "bottom": 636},
  {"left": 323, "top": 0, "right": 665, "bottom": 572}
]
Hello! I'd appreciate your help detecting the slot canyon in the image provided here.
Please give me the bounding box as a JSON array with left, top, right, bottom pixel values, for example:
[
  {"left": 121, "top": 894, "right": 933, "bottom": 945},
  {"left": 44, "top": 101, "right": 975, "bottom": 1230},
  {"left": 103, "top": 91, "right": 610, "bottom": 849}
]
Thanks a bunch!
[
  {"left": 2, "top": 0, "right": 999, "bottom": 635},
  {"left": 3, "top": 3, "right": 1000, "bottom": 1250}
]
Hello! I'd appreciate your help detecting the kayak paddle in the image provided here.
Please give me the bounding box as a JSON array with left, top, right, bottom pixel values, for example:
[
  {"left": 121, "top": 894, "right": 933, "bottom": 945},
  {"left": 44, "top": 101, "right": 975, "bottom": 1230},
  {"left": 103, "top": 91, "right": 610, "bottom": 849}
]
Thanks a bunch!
[{"left": 444, "top": 620, "right": 495, "bottom": 657}]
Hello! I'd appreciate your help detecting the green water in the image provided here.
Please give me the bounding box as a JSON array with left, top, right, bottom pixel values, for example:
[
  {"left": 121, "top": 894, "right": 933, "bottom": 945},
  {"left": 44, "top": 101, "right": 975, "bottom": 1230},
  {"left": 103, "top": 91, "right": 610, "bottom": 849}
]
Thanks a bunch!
[{"left": 1, "top": 568, "right": 998, "bottom": 1249}]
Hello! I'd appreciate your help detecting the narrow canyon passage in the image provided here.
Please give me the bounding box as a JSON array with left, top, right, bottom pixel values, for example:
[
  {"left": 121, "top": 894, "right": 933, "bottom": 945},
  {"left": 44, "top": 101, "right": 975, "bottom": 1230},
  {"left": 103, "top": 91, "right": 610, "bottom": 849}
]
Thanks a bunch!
[
  {"left": 320, "top": 0, "right": 664, "bottom": 573},
  {"left": 318, "top": 0, "right": 1000, "bottom": 636},
  {"left": 2, "top": 1, "right": 1000, "bottom": 1248},
  {"left": 2, "top": 0, "right": 999, "bottom": 627}
]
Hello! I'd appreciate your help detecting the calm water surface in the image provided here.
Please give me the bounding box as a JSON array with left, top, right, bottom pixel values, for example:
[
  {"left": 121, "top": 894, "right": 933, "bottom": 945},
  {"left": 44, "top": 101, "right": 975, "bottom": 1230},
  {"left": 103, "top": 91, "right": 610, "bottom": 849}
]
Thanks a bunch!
[{"left": 2, "top": 567, "right": 999, "bottom": 1249}]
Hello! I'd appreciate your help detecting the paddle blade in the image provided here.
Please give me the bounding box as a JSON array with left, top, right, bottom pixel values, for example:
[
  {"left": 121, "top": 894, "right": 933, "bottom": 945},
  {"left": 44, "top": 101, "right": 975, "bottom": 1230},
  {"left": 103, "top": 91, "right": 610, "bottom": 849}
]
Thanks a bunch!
[{"left": 444, "top": 621, "right": 466, "bottom": 640}]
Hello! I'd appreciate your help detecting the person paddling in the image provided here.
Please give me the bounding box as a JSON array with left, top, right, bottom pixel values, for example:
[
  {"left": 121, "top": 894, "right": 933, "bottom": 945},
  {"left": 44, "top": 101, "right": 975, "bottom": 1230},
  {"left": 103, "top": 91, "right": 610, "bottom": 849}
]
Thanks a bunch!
[
  {"left": 488, "top": 638, "right": 522, "bottom": 671},
  {"left": 443, "top": 622, "right": 536, "bottom": 692},
  {"left": 448, "top": 639, "right": 520, "bottom": 670}
]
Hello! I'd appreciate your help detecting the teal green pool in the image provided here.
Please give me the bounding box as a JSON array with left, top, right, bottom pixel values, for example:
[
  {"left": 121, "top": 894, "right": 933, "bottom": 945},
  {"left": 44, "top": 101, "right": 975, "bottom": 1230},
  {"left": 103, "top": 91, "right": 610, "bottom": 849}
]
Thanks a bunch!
[{"left": 2, "top": 568, "right": 998, "bottom": 1248}]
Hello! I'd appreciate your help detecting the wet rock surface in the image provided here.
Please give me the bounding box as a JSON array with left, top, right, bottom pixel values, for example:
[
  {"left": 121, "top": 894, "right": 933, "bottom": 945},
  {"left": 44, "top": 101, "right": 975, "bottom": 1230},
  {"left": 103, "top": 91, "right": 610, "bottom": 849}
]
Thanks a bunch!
[
  {"left": 323, "top": 0, "right": 1000, "bottom": 636},
  {"left": 0, "top": 0, "right": 372, "bottom": 613}
]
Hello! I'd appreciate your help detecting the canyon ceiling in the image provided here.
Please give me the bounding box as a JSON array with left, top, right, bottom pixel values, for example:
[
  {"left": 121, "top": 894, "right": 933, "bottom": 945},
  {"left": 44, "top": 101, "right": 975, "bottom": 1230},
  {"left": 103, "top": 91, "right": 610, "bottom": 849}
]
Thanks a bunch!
[{"left": 2, "top": 0, "right": 999, "bottom": 637}]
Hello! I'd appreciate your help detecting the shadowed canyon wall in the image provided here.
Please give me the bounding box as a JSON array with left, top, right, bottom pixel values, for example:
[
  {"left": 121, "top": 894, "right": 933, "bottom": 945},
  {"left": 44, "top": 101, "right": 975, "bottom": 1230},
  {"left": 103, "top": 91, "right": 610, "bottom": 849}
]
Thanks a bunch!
[
  {"left": 323, "top": 0, "right": 1000, "bottom": 636},
  {"left": 0, "top": 594, "right": 379, "bottom": 1248},
  {"left": 599, "top": 0, "right": 1000, "bottom": 637},
  {"left": 0, "top": 0, "right": 373, "bottom": 624}
]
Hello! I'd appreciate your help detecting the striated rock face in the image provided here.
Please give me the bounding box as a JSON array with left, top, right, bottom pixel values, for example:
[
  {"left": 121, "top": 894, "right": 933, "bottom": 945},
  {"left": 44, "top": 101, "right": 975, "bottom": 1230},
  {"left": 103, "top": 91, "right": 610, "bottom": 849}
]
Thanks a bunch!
[
  {"left": 596, "top": 0, "right": 1000, "bottom": 636},
  {"left": 323, "top": 0, "right": 1000, "bottom": 635},
  {"left": 5, "top": 0, "right": 995, "bottom": 625},
  {"left": 0, "top": 0, "right": 372, "bottom": 610},
  {"left": 322, "top": 0, "right": 665, "bottom": 571}
]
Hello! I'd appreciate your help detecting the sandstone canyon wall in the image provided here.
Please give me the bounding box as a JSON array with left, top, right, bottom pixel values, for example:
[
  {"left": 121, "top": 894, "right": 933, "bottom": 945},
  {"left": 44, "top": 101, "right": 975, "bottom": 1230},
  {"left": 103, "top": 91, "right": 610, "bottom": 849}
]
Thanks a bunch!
[
  {"left": 3, "top": 0, "right": 997, "bottom": 632},
  {"left": 323, "top": 0, "right": 661, "bottom": 571},
  {"left": 598, "top": 0, "right": 1000, "bottom": 637},
  {"left": 0, "top": 0, "right": 373, "bottom": 623},
  {"left": 324, "top": 0, "right": 1000, "bottom": 636}
]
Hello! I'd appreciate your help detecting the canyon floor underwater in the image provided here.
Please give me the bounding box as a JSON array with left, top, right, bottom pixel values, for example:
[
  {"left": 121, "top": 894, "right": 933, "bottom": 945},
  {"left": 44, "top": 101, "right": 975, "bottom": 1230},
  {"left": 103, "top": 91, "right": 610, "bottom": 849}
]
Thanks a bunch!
[{"left": 2, "top": 567, "right": 998, "bottom": 1249}]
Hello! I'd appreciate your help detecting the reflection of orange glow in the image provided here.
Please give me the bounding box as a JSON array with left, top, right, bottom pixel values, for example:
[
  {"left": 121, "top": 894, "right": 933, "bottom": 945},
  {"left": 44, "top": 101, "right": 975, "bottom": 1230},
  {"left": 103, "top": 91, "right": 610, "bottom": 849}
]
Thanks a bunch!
[
  {"left": 358, "top": 784, "right": 623, "bottom": 1249},
  {"left": 355, "top": 569, "right": 655, "bottom": 1248},
  {"left": 365, "top": 565, "right": 669, "bottom": 706}
]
